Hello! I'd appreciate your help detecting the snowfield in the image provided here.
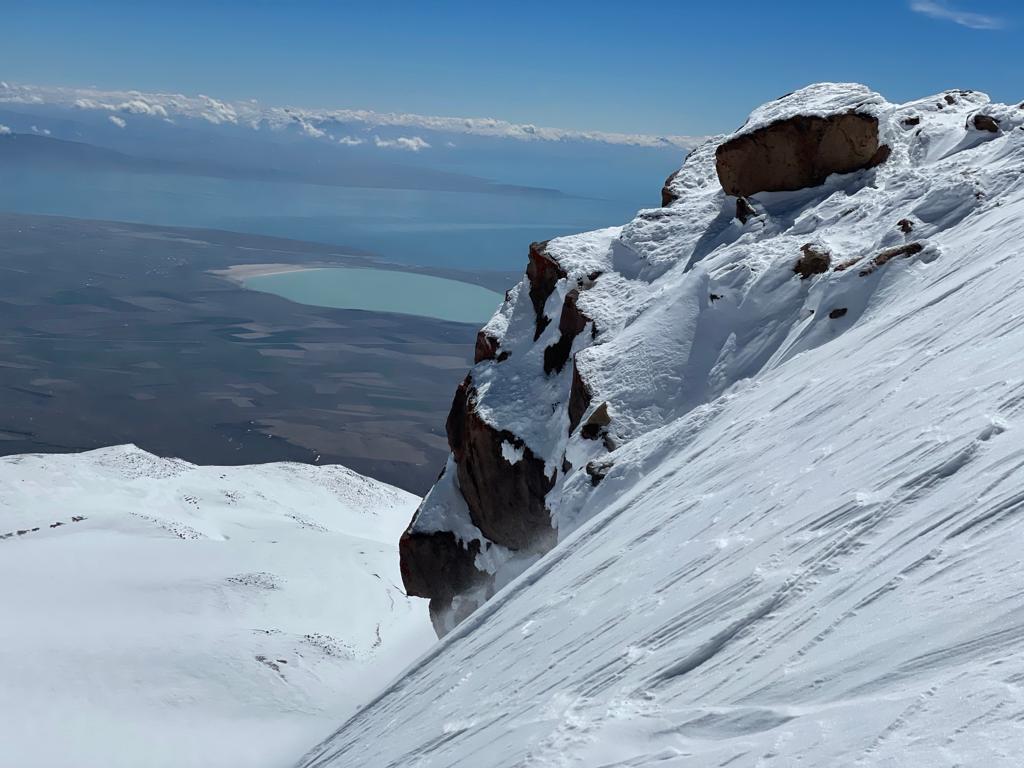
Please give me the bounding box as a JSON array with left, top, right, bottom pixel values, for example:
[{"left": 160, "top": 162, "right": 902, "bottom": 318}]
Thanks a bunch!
[
  {"left": 298, "top": 85, "right": 1024, "bottom": 766},
  {"left": 0, "top": 445, "right": 433, "bottom": 768}
]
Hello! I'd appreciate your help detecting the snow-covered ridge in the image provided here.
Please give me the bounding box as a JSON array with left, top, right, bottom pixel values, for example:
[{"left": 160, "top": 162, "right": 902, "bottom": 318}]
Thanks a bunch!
[
  {"left": 400, "top": 82, "right": 1024, "bottom": 633},
  {"left": 0, "top": 445, "right": 433, "bottom": 768},
  {"left": 298, "top": 83, "right": 1024, "bottom": 765}
]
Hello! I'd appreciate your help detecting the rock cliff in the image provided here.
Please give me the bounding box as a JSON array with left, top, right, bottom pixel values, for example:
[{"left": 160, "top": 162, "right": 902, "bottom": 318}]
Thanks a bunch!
[{"left": 397, "top": 82, "right": 1024, "bottom": 636}]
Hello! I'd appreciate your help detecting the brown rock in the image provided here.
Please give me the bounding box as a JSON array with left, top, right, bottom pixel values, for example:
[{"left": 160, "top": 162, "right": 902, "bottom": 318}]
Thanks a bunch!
[
  {"left": 526, "top": 240, "right": 567, "bottom": 341},
  {"left": 446, "top": 379, "right": 556, "bottom": 551},
  {"left": 898, "top": 218, "right": 914, "bottom": 234},
  {"left": 828, "top": 307, "right": 848, "bottom": 319},
  {"left": 858, "top": 242, "right": 924, "bottom": 276},
  {"left": 581, "top": 402, "right": 611, "bottom": 440},
  {"left": 715, "top": 113, "right": 889, "bottom": 198},
  {"left": 736, "top": 196, "right": 757, "bottom": 224},
  {"left": 399, "top": 527, "right": 483, "bottom": 601},
  {"left": 902, "top": 116, "right": 921, "bottom": 128},
  {"left": 567, "top": 363, "right": 593, "bottom": 435},
  {"left": 794, "top": 243, "right": 831, "bottom": 279},
  {"left": 586, "top": 459, "right": 613, "bottom": 487},
  {"left": 474, "top": 331, "right": 501, "bottom": 364},
  {"left": 972, "top": 114, "right": 1000, "bottom": 133},
  {"left": 543, "top": 290, "right": 590, "bottom": 375},
  {"left": 661, "top": 169, "right": 681, "bottom": 207}
]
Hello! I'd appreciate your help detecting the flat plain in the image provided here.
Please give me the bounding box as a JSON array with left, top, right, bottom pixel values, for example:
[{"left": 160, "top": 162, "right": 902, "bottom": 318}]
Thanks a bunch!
[{"left": 0, "top": 213, "right": 514, "bottom": 492}]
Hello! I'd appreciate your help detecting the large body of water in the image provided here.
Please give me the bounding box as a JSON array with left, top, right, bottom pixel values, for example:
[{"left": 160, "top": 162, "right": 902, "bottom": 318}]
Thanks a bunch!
[
  {"left": 0, "top": 168, "right": 642, "bottom": 271},
  {"left": 244, "top": 267, "right": 503, "bottom": 324}
]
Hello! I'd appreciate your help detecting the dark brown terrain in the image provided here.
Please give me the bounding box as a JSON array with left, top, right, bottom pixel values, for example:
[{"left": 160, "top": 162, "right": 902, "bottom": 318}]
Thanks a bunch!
[{"left": 0, "top": 213, "right": 515, "bottom": 493}]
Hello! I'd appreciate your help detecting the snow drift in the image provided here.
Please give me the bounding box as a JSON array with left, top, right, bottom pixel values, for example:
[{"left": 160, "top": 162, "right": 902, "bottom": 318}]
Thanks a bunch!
[
  {"left": 299, "top": 84, "right": 1024, "bottom": 766},
  {"left": 0, "top": 445, "right": 433, "bottom": 768}
]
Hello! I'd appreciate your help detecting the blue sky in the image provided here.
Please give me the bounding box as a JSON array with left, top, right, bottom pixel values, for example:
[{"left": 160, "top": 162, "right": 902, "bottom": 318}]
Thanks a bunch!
[{"left": 2, "top": 0, "right": 1020, "bottom": 135}]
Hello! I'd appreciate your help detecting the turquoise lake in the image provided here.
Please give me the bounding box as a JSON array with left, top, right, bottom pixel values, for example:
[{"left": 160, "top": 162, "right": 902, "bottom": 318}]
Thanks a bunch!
[{"left": 244, "top": 267, "right": 503, "bottom": 324}]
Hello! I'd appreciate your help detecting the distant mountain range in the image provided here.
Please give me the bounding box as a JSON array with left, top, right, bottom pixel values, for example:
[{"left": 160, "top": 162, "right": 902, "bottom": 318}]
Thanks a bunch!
[
  {"left": 0, "top": 131, "right": 565, "bottom": 197},
  {"left": 0, "top": 83, "right": 699, "bottom": 202}
]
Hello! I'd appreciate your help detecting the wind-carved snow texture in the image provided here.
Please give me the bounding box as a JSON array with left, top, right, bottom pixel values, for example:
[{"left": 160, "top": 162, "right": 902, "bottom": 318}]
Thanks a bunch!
[
  {"left": 300, "top": 85, "right": 1024, "bottom": 766},
  {"left": 0, "top": 445, "right": 434, "bottom": 768}
]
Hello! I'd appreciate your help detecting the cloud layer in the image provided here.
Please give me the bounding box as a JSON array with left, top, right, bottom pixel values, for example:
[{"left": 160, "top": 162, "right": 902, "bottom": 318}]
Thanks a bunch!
[
  {"left": 909, "top": 0, "right": 1005, "bottom": 30},
  {"left": 373, "top": 135, "right": 430, "bottom": 151},
  {"left": 0, "top": 82, "right": 702, "bottom": 150}
]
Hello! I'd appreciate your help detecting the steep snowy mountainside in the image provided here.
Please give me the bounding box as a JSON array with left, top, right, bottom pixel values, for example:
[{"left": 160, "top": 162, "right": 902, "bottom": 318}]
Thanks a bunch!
[
  {"left": 0, "top": 445, "right": 433, "bottom": 768},
  {"left": 299, "top": 84, "right": 1024, "bottom": 766}
]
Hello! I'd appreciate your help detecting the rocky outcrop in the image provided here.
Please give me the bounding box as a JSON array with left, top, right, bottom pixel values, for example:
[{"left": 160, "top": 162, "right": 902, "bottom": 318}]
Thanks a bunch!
[
  {"left": 580, "top": 402, "right": 611, "bottom": 440},
  {"left": 474, "top": 331, "right": 508, "bottom": 364},
  {"left": 715, "top": 113, "right": 890, "bottom": 197},
  {"left": 446, "top": 377, "right": 556, "bottom": 552},
  {"left": 526, "top": 241, "right": 566, "bottom": 340},
  {"left": 399, "top": 528, "right": 483, "bottom": 603},
  {"left": 858, "top": 242, "right": 923, "bottom": 276},
  {"left": 567, "top": 363, "right": 592, "bottom": 435},
  {"left": 543, "top": 289, "right": 589, "bottom": 375},
  {"left": 585, "top": 458, "right": 613, "bottom": 487},
  {"left": 474, "top": 331, "right": 500, "bottom": 363},
  {"left": 735, "top": 196, "right": 757, "bottom": 223},
  {"left": 661, "top": 169, "right": 681, "bottom": 206},
  {"left": 794, "top": 243, "right": 831, "bottom": 279},
  {"left": 972, "top": 114, "right": 1000, "bottom": 133}
]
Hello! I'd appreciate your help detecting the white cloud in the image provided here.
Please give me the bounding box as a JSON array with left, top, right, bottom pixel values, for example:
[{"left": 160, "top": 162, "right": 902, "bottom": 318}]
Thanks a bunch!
[
  {"left": 296, "top": 119, "right": 326, "bottom": 139},
  {"left": 909, "top": 1, "right": 1005, "bottom": 29},
  {"left": 0, "top": 81, "right": 705, "bottom": 150},
  {"left": 337, "top": 135, "right": 365, "bottom": 146},
  {"left": 108, "top": 115, "right": 127, "bottom": 129},
  {"left": 196, "top": 95, "right": 238, "bottom": 125},
  {"left": 374, "top": 135, "right": 431, "bottom": 152},
  {"left": 118, "top": 99, "right": 169, "bottom": 118},
  {"left": 0, "top": 124, "right": 10, "bottom": 135},
  {"left": 30, "top": 125, "right": 51, "bottom": 135}
]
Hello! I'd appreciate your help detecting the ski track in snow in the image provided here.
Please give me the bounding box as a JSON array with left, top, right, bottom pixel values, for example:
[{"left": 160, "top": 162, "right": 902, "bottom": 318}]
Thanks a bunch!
[
  {"left": 0, "top": 445, "right": 433, "bottom": 768},
  {"left": 298, "top": 86, "right": 1024, "bottom": 766}
]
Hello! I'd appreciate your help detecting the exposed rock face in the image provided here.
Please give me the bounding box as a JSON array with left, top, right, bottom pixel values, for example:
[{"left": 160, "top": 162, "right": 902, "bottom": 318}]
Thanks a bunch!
[
  {"left": 474, "top": 330, "right": 501, "bottom": 364},
  {"left": 585, "top": 459, "right": 612, "bottom": 487},
  {"left": 543, "top": 289, "right": 589, "bottom": 375},
  {"left": 526, "top": 241, "right": 566, "bottom": 340},
  {"left": 794, "top": 243, "right": 831, "bottom": 279},
  {"left": 581, "top": 402, "right": 611, "bottom": 440},
  {"left": 567, "top": 363, "right": 592, "bottom": 435},
  {"left": 972, "top": 114, "right": 1000, "bottom": 133},
  {"left": 661, "top": 169, "right": 681, "bottom": 206},
  {"left": 399, "top": 528, "right": 482, "bottom": 602},
  {"left": 715, "top": 113, "right": 890, "bottom": 197},
  {"left": 735, "top": 196, "right": 757, "bottom": 223},
  {"left": 858, "top": 242, "right": 924, "bottom": 276},
  {"left": 446, "top": 377, "right": 556, "bottom": 551}
]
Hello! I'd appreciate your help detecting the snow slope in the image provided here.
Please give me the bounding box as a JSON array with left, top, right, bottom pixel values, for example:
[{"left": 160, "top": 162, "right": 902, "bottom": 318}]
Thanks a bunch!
[
  {"left": 0, "top": 445, "right": 433, "bottom": 768},
  {"left": 298, "top": 86, "right": 1024, "bottom": 765}
]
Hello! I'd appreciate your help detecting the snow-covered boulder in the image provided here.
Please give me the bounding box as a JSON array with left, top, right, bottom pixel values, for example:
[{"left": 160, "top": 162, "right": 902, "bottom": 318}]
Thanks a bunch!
[{"left": 714, "top": 83, "right": 891, "bottom": 198}]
